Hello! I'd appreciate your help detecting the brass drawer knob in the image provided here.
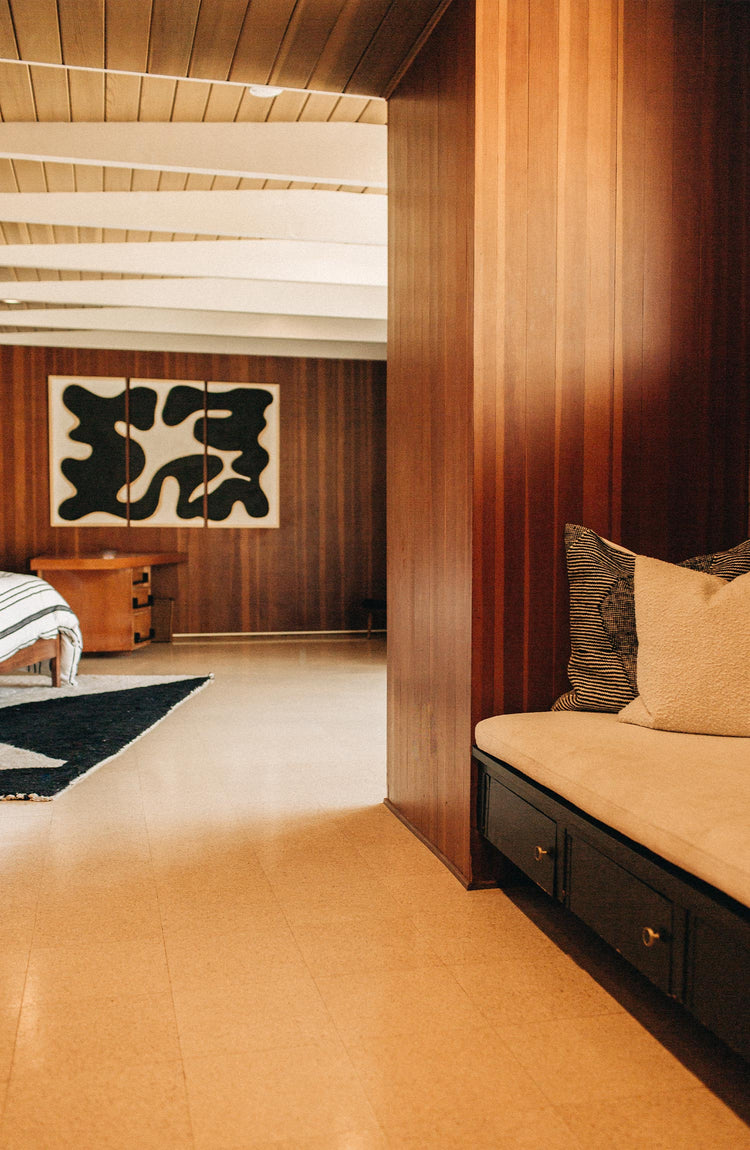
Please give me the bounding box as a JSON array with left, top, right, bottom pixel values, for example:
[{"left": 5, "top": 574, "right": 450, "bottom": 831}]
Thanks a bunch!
[
  {"left": 642, "top": 926, "right": 661, "bottom": 948},
  {"left": 534, "top": 845, "right": 549, "bottom": 862}
]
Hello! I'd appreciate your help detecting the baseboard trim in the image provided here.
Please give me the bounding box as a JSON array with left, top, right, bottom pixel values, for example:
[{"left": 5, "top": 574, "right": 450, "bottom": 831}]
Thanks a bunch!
[{"left": 173, "top": 630, "right": 386, "bottom": 639}]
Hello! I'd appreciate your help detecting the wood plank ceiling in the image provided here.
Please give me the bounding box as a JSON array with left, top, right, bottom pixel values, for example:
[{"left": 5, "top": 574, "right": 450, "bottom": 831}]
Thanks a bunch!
[{"left": 0, "top": 0, "right": 450, "bottom": 359}]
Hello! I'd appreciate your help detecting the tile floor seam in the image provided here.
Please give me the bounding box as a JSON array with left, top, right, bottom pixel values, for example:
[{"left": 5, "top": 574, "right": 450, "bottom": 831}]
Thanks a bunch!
[
  {"left": 136, "top": 755, "right": 198, "bottom": 1150},
  {"left": 257, "top": 838, "right": 454, "bottom": 1143},
  {"left": 537, "top": 1104, "right": 589, "bottom": 1149},
  {"left": 256, "top": 872, "right": 393, "bottom": 1144},
  {"left": 458, "top": 991, "right": 628, "bottom": 1030},
  {"left": 1, "top": 808, "right": 52, "bottom": 1134},
  {"left": 552, "top": 1082, "right": 750, "bottom": 1149}
]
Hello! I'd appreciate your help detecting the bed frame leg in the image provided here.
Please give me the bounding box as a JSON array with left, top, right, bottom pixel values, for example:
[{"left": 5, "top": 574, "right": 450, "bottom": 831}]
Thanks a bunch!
[{"left": 50, "top": 635, "right": 62, "bottom": 686}]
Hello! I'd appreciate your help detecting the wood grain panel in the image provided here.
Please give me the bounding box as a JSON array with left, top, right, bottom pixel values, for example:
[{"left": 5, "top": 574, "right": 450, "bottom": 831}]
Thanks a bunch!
[
  {"left": 269, "top": 0, "right": 350, "bottom": 90},
  {"left": 471, "top": 0, "right": 505, "bottom": 744},
  {"left": 524, "top": 0, "right": 561, "bottom": 713},
  {"left": 619, "top": 0, "right": 750, "bottom": 561},
  {"left": 499, "top": 0, "right": 529, "bottom": 720},
  {"left": 147, "top": 0, "right": 201, "bottom": 77},
  {"left": 10, "top": 0, "right": 60, "bottom": 61},
  {"left": 307, "top": 0, "right": 393, "bottom": 93},
  {"left": 551, "top": 0, "right": 589, "bottom": 697},
  {"left": 389, "top": 0, "right": 749, "bottom": 884},
  {"left": 352, "top": 0, "right": 454, "bottom": 97},
  {"left": 58, "top": 0, "right": 104, "bottom": 67},
  {"left": 0, "top": 346, "right": 386, "bottom": 636},
  {"left": 485, "top": 0, "right": 749, "bottom": 766},
  {"left": 0, "top": 61, "right": 36, "bottom": 119},
  {"left": 0, "top": 0, "right": 449, "bottom": 100},
  {"left": 104, "top": 0, "right": 152, "bottom": 72},
  {"left": 228, "top": 0, "right": 299, "bottom": 85},
  {"left": 188, "top": 0, "right": 250, "bottom": 81},
  {"left": 387, "top": 0, "right": 475, "bottom": 883},
  {"left": 0, "top": 1, "right": 18, "bottom": 56}
]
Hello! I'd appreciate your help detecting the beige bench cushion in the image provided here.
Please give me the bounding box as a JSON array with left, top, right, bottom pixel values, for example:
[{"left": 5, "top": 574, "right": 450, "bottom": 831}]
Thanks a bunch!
[{"left": 475, "top": 711, "right": 750, "bottom": 909}]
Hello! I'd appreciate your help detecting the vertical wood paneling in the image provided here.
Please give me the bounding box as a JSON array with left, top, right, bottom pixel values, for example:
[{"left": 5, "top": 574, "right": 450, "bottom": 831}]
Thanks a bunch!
[
  {"left": 619, "top": 0, "right": 749, "bottom": 562},
  {"left": 499, "top": 0, "right": 530, "bottom": 719},
  {"left": 0, "top": 346, "right": 386, "bottom": 635},
  {"left": 618, "top": 0, "right": 647, "bottom": 546},
  {"left": 524, "top": 0, "right": 559, "bottom": 711},
  {"left": 552, "top": 0, "right": 589, "bottom": 694},
  {"left": 475, "top": 0, "right": 624, "bottom": 726},
  {"left": 389, "top": 0, "right": 749, "bottom": 884},
  {"left": 387, "top": 0, "right": 475, "bottom": 882},
  {"left": 472, "top": 0, "right": 506, "bottom": 735},
  {"left": 698, "top": 1, "right": 749, "bottom": 553},
  {"left": 668, "top": 1, "right": 706, "bottom": 556},
  {"left": 582, "top": 0, "right": 619, "bottom": 535},
  {"left": 628, "top": 0, "right": 674, "bottom": 556}
]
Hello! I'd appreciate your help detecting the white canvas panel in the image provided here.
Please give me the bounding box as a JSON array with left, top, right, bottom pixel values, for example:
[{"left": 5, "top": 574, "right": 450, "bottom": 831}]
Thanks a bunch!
[
  {"left": 127, "top": 379, "right": 206, "bottom": 528},
  {"left": 48, "top": 375, "right": 128, "bottom": 526},
  {"left": 205, "top": 383, "right": 280, "bottom": 529}
]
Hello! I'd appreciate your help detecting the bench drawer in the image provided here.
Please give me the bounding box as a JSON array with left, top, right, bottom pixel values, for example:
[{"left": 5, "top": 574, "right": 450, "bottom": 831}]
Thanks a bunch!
[
  {"left": 484, "top": 777, "right": 557, "bottom": 896},
  {"left": 568, "top": 836, "right": 674, "bottom": 994},
  {"left": 688, "top": 917, "right": 750, "bottom": 1060}
]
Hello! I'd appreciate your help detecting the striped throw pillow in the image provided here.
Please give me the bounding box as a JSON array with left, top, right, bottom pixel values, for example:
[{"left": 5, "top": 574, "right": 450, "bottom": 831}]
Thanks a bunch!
[{"left": 553, "top": 525, "right": 750, "bottom": 713}]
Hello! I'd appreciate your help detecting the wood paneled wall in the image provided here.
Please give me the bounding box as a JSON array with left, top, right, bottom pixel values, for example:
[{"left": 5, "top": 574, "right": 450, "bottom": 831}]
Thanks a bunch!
[
  {"left": 387, "top": 0, "right": 476, "bottom": 882},
  {"left": 388, "top": 0, "right": 749, "bottom": 884},
  {"left": 474, "top": 0, "right": 750, "bottom": 723},
  {"left": 0, "top": 346, "right": 386, "bottom": 635}
]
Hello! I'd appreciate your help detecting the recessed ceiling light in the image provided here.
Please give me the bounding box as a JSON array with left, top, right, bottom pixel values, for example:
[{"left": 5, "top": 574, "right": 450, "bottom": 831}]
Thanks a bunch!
[
  {"left": 248, "top": 84, "right": 284, "bottom": 98},
  {"left": 1, "top": 298, "right": 21, "bottom": 304}
]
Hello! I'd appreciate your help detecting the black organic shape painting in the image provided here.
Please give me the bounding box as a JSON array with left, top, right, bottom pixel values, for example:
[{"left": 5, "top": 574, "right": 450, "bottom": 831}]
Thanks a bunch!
[{"left": 48, "top": 376, "right": 279, "bottom": 528}]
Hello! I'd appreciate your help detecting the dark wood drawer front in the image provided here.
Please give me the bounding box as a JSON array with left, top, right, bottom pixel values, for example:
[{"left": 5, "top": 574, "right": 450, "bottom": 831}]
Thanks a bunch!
[
  {"left": 485, "top": 778, "right": 557, "bottom": 895},
  {"left": 689, "top": 918, "right": 750, "bottom": 1060},
  {"left": 568, "top": 837, "right": 674, "bottom": 993},
  {"left": 133, "top": 607, "right": 153, "bottom": 646}
]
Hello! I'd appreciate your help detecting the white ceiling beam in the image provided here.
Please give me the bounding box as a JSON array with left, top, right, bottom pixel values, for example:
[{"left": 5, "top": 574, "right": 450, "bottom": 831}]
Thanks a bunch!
[
  {"left": 0, "top": 306, "right": 386, "bottom": 344},
  {"left": 0, "top": 278, "right": 387, "bottom": 319},
  {"left": 0, "top": 328, "right": 386, "bottom": 360},
  {"left": 0, "top": 190, "right": 387, "bottom": 244},
  {"left": 0, "top": 123, "right": 387, "bottom": 188},
  {"left": 0, "top": 56, "right": 387, "bottom": 107},
  {"left": 0, "top": 239, "right": 387, "bottom": 285}
]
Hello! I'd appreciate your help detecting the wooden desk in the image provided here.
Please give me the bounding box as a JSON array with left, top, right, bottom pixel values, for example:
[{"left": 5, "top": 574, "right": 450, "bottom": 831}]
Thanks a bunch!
[{"left": 30, "top": 553, "right": 187, "bottom": 653}]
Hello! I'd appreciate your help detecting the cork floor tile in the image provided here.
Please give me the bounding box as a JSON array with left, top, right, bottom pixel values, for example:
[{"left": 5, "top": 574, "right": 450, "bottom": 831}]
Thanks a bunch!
[
  {"left": 1, "top": 639, "right": 745, "bottom": 1150},
  {"left": 559, "top": 1086, "right": 750, "bottom": 1149}
]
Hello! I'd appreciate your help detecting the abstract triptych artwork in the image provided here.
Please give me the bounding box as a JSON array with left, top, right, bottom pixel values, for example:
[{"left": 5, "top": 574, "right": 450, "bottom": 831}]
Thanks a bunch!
[{"left": 48, "top": 376, "right": 280, "bottom": 528}]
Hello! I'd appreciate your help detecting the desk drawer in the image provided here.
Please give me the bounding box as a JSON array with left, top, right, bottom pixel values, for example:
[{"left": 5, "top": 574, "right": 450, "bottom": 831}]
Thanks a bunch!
[
  {"left": 133, "top": 607, "right": 153, "bottom": 645},
  {"left": 484, "top": 777, "right": 557, "bottom": 896},
  {"left": 568, "top": 836, "right": 674, "bottom": 994}
]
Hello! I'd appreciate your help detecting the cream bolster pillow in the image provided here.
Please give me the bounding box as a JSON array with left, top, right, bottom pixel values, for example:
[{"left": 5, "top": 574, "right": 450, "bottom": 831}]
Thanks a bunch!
[{"left": 618, "top": 556, "right": 750, "bottom": 737}]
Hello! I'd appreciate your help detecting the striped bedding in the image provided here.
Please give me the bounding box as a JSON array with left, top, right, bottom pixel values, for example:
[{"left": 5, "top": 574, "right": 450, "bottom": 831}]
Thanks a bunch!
[{"left": 0, "top": 572, "right": 82, "bottom": 684}]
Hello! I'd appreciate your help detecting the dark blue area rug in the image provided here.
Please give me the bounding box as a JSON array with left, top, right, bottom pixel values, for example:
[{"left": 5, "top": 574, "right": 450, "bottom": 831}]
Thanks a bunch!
[{"left": 0, "top": 674, "right": 212, "bottom": 800}]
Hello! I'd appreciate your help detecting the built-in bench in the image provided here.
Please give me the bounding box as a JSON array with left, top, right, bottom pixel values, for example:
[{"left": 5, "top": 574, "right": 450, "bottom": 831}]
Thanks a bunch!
[{"left": 473, "top": 711, "right": 750, "bottom": 1061}]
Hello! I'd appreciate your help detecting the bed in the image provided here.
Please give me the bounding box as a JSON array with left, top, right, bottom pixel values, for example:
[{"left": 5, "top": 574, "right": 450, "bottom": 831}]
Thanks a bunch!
[
  {"left": 474, "top": 711, "right": 750, "bottom": 1061},
  {"left": 0, "top": 571, "right": 83, "bottom": 685}
]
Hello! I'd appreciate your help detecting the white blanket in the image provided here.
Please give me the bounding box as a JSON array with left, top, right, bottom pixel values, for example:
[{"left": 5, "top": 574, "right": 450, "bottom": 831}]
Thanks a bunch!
[{"left": 0, "top": 572, "right": 82, "bottom": 684}]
